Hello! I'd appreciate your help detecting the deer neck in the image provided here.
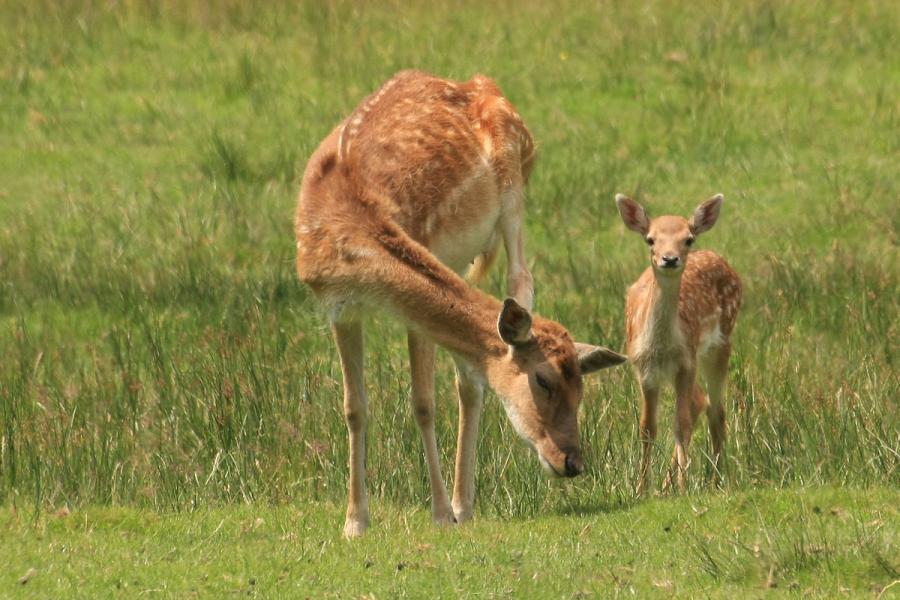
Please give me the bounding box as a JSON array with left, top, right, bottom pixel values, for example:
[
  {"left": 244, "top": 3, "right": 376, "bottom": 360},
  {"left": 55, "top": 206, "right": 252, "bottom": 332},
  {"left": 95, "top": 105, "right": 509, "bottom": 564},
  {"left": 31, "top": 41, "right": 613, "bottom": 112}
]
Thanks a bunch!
[{"left": 364, "top": 219, "right": 508, "bottom": 370}]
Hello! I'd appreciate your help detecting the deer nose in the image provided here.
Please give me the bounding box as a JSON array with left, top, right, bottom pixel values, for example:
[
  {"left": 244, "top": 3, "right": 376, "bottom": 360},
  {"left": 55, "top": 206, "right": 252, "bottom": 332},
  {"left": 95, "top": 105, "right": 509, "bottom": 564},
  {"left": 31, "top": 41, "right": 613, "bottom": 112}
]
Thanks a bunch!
[
  {"left": 564, "top": 452, "right": 584, "bottom": 477},
  {"left": 661, "top": 255, "right": 679, "bottom": 268}
]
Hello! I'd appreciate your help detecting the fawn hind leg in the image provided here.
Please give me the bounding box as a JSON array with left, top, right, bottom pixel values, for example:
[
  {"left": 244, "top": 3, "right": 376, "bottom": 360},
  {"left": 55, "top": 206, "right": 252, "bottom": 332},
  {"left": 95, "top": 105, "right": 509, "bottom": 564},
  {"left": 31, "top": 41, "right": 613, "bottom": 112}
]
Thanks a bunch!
[{"left": 701, "top": 342, "right": 731, "bottom": 486}]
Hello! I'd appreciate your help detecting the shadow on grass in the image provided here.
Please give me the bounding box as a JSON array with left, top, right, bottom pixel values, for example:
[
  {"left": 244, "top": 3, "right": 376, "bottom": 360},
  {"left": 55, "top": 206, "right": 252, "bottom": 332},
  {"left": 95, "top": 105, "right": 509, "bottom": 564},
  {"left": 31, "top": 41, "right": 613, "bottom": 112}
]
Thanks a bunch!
[
  {"left": 552, "top": 500, "right": 638, "bottom": 518},
  {"left": 498, "top": 495, "right": 645, "bottom": 521}
]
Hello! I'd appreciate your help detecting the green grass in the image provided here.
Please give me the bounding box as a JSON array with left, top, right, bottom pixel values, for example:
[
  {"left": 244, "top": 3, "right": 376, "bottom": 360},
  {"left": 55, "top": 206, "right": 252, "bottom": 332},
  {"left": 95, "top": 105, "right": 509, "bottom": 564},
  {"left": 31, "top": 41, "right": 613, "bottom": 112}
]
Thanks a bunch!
[
  {"left": 2, "top": 488, "right": 897, "bottom": 597},
  {"left": 0, "top": 0, "right": 898, "bottom": 595}
]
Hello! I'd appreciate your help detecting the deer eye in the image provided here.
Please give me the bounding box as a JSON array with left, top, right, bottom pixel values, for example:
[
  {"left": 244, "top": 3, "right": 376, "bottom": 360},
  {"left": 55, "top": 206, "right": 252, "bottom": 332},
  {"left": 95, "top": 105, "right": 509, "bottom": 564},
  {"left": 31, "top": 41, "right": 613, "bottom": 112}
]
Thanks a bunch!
[
  {"left": 646, "top": 237, "right": 655, "bottom": 246},
  {"left": 686, "top": 237, "right": 695, "bottom": 247},
  {"left": 535, "top": 373, "right": 553, "bottom": 393}
]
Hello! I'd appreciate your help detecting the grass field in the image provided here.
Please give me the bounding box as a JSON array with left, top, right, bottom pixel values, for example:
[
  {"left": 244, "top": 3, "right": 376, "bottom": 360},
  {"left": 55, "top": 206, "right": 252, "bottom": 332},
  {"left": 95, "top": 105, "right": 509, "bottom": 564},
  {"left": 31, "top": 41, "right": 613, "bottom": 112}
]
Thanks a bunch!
[
  {"left": 1, "top": 0, "right": 898, "bottom": 596},
  {"left": 2, "top": 488, "right": 897, "bottom": 597}
]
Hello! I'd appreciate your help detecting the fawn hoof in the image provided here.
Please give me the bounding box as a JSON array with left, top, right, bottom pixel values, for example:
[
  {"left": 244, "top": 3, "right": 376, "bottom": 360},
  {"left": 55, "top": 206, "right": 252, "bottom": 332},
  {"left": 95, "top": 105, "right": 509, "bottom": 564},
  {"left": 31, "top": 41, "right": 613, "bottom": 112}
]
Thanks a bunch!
[
  {"left": 661, "top": 472, "right": 675, "bottom": 495},
  {"left": 433, "top": 512, "right": 458, "bottom": 527},
  {"left": 452, "top": 505, "right": 474, "bottom": 524}
]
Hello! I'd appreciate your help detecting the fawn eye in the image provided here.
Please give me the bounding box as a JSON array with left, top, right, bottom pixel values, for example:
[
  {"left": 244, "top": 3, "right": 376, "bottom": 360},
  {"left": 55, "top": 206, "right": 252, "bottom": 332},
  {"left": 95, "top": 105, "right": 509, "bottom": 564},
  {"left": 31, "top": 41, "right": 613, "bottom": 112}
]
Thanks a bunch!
[
  {"left": 646, "top": 237, "right": 655, "bottom": 246},
  {"left": 686, "top": 237, "right": 695, "bottom": 247}
]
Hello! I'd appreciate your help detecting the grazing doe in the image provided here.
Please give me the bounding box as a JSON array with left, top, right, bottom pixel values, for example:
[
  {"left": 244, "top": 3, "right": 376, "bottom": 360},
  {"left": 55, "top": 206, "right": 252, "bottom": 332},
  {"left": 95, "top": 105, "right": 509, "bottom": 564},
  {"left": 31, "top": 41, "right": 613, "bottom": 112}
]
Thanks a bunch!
[
  {"left": 615, "top": 193, "right": 742, "bottom": 494},
  {"left": 296, "top": 70, "right": 626, "bottom": 537}
]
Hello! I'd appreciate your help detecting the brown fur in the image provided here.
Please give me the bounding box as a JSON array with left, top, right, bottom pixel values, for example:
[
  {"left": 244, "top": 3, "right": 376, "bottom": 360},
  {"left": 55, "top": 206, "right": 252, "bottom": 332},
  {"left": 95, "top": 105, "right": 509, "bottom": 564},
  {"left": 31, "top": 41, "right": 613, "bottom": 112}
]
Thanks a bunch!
[
  {"left": 617, "top": 194, "right": 742, "bottom": 494},
  {"left": 297, "top": 71, "right": 624, "bottom": 536}
]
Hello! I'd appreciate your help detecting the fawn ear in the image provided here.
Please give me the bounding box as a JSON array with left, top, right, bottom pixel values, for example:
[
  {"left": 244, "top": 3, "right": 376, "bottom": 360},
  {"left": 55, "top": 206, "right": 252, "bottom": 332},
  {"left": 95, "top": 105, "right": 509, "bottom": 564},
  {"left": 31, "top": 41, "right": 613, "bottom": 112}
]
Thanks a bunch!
[
  {"left": 498, "top": 298, "right": 533, "bottom": 346},
  {"left": 690, "top": 194, "right": 723, "bottom": 235},
  {"left": 575, "top": 343, "right": 628, "bottom": 374},
  {"left": 615, "top": 194, "right": 650, "bottom": 236}
]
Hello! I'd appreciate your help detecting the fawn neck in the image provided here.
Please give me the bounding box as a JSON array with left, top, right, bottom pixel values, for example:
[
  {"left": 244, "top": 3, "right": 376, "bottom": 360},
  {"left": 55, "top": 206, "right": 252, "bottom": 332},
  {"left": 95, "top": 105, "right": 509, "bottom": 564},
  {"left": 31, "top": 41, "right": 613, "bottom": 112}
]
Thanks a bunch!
[{"left": 641, "top": 271, "right": 684, "bottom": 348}]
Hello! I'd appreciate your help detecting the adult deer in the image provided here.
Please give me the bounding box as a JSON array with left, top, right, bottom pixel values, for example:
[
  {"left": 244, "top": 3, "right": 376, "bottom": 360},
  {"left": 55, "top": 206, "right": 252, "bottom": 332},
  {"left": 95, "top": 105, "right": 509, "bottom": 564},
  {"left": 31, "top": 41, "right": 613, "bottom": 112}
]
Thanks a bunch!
[
  {"left": 296, "top": 71, "right": 625, "bottom": 537},
  {"left": 616, "top": 194, "right": 741, "bottom": 494}
]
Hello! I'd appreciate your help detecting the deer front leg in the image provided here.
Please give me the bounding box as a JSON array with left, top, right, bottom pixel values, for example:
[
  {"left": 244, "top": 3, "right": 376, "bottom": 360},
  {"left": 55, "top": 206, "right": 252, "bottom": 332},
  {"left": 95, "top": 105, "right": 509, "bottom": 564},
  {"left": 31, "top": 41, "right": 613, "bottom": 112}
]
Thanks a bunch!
[
  {"left": 499, "top": 188, "right": 534, "bottom": 311},
  {"left": 636, "top": 382, "right": 659, "bottom": 496},
  {"left": 407, "top": 330, "right": 455, "bottom": 526},
  {"left": 332, "top": 321, "right": 369, "bottom": 538},
  {"left": 451, "top": 359, "right": 485, "bottom": 523}
]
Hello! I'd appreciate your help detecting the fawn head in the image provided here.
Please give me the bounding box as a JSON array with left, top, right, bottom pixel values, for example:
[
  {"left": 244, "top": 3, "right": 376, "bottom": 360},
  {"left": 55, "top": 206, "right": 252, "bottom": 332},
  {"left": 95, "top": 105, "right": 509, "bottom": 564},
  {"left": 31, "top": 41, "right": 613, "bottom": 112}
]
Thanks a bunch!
[
  {"left": 616, "top": 194, "right": 723, "bottom": 277},
  {"left": 491, "top": 298, "right": 626, "bottom": 478}
]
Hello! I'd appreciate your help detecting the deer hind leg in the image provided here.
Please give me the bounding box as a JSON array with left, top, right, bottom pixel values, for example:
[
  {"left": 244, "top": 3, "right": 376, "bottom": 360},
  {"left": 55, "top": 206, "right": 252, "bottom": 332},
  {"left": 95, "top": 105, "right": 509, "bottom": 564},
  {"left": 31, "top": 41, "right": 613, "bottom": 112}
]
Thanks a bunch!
[
  {"left": 332, "top": 320, "right": 369, "bottom": 538},
  {"left": 451, "top": 359, "right": 485, "bottom": 523},
  {"left": 407, "top": 330, "right": 455, "bottom": 526},
  {"left": 665, "top": 368, "right": 704, "bottom": 494},
  {"left": 701, "top": 342, "right": 731, "bottom": 487},
  {"left": 636, "top": 383, "right": 659, "bottom": 496},
  {"left": 499, "top": 185, "right": 534, "bottom": 311}
]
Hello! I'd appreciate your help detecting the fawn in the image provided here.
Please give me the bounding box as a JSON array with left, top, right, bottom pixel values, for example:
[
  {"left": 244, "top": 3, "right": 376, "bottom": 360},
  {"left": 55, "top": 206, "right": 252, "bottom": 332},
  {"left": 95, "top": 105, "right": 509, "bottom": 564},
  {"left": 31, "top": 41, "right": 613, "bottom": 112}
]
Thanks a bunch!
[{"left": 616, "top": 193, "right": 742, "bottom": 494}]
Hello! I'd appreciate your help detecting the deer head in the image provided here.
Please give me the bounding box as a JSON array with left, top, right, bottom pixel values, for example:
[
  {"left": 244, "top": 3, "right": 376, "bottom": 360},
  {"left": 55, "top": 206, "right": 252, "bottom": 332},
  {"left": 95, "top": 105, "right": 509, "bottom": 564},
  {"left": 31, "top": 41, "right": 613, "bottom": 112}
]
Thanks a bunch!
[{"left": 487, "top": 298, "right": 626, "bottom": 477}]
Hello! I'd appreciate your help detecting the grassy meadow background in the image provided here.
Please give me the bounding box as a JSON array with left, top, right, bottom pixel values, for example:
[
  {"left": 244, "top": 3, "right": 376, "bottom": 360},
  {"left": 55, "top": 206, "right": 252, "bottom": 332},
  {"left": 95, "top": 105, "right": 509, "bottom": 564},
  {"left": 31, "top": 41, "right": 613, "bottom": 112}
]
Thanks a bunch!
[{"left": 1, "top": 0, "right": 897, "bottom": 596}]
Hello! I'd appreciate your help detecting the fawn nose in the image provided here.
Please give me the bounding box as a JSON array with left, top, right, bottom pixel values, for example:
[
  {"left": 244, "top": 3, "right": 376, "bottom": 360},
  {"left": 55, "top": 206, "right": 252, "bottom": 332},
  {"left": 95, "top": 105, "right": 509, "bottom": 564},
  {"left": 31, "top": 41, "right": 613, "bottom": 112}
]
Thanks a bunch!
[
  {"left": 661, "top": 255, "right": 680, "bottom": 268},
  {"left": 564, "top": 451, "right": 584, "bottom": 477}
]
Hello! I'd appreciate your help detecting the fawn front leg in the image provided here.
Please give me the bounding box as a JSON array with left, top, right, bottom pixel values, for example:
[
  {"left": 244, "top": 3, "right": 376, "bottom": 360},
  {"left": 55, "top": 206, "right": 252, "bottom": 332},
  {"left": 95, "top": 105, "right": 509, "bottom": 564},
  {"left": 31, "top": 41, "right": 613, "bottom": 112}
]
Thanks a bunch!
[
  {"left": 636, "top": 382, "right": 659, "bottom": 496},
  {"left": 666, "top": 370, "right": 706, "bottom": 493}
]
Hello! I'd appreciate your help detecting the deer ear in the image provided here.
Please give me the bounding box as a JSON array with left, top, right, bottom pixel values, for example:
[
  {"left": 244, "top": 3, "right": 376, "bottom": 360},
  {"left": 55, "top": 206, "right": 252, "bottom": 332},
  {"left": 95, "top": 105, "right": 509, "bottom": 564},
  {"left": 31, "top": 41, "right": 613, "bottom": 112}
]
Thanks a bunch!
[
  {"left": 689, "top": 193, "right": 723, "bottom": 235},
  {"left": 575, "top": 343, "right": 628, "bottom": 374},
  {"left": 498, "top": 298, "right": 533, "bottom": 346},
  {"left": 615, "top": 194, "right": 650, "bottom": 236}
]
